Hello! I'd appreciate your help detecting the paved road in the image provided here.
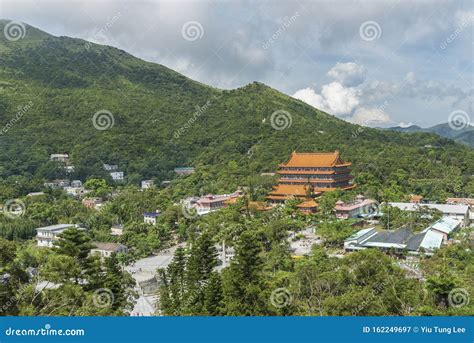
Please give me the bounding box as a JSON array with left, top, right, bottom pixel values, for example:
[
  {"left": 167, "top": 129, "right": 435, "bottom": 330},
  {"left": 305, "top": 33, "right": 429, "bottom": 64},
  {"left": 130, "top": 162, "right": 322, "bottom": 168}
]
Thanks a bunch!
[{"left": 126, "top": 244, "right": 183, "bottom": 316}]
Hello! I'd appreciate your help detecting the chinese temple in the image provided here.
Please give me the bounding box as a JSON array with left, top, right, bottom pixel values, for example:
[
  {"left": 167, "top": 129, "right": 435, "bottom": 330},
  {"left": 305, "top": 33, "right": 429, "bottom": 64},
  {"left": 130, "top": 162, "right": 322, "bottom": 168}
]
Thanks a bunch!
[{"left": 267, "top": 151, "right": 355, "bottom": 204}]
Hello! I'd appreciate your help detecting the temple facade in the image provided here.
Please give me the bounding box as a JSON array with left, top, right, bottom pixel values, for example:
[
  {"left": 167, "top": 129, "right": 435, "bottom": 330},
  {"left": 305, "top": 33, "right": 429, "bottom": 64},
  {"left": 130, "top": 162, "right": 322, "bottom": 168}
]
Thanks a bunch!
[{"left": 267, "top": 151, "right": 355, "bottom": 203}]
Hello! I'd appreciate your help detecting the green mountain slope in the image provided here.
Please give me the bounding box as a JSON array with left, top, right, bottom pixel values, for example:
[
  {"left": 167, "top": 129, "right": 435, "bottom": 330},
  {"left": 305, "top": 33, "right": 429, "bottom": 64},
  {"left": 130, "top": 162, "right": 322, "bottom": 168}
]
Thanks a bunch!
[
  {"left": 0, "top": 21, "right": 473, "bottom": 199},
  {"left": 385, "top": 123, "right": 474, "bottom": 148}
]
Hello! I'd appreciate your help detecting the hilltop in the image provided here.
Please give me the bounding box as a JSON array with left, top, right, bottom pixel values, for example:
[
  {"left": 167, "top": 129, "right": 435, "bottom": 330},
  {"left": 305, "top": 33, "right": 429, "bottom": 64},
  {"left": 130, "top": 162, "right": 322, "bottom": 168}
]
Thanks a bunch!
[{"left": 0, "top": 21, "right": 473, "bottom": 199}]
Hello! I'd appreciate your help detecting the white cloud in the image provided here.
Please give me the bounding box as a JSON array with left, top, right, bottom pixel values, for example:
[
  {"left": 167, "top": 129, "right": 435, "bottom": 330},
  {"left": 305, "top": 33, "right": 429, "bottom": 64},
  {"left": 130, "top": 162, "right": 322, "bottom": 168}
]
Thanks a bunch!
[
  {"left": 351, "top": 107, "right": 392, "bottom": 126},
  {"left": 293, "top": 82, "right": 360, "bottom": 116},
  {"left": 327, "top": 62, "right": 366, "bottom": 87},
  {"left": 398, "top": 122, "right": 414, "bottom": 128}
]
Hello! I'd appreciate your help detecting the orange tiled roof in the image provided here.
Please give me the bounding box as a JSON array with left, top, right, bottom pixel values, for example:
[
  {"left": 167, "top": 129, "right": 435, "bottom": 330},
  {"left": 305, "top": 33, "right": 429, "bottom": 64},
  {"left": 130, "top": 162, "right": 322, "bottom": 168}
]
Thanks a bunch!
[
  {"left": 296, "top": 199, "right": 319, "bottom": 208},
  {"left": 269, "top": 184, "right": 310, "bottom": 196},
  {"left": 279, "top": 151, "right": 351, "bottom": 168}
]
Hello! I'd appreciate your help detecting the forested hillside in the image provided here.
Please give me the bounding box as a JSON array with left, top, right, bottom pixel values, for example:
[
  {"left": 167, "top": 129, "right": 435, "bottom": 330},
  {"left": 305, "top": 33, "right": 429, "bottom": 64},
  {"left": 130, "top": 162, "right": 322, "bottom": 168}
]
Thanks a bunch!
[{"left": 0, "top": 21, "right": 473, "bottom": 201}]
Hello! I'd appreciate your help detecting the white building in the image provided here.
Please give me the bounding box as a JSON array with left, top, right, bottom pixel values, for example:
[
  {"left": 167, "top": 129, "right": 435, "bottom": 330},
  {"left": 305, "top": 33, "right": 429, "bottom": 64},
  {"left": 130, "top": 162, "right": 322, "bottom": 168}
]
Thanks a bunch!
[
  {"left": 103, "top": 163, "right": 118, "bottom": 171},
  {"left": 64, "top": 186, "right": 88, "bottom": 197},
  {"left": 144, "top": 211, "right": 160, "bottom": 225},
  {"left": 141, "top": 180, "right": 154, "bottom": 189},
  {"left": 71, "top": 180, "right": 82, "bottom": 188},
  {"left": 387, "top": 202, "right": 470, "bottom": 226},
  {"left": 110, "top": 171, "right": 124, "bottom": 181},
  {"left": 91, "top": 242, "right": 128, "bottom": 258},
  {"left": 110, "top": 224, "right": 124, "bottom": 236},
  {"left": 50, "top": 154, "right": 69, "bottom": 163},
  {"left": 36, "top": 224, "right": 83, "bottom": 247},
  {"left": 422, "top": 217, "right": 462, "bottom": 242}
]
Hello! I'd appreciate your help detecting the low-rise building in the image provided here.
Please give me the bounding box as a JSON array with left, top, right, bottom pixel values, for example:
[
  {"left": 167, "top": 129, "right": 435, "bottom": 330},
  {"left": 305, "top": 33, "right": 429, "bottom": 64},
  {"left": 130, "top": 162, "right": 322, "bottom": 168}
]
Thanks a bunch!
[
  {"left": 141, "top": 180, "right": 154, "bottom": 189},
  {"left": 174, "top": 167, "right": 195, "bottom": 175},
  {"left": 50, "top": 154, "right": 69, "bottom": 163},
  {"left": 27, "top": 192, "right": 46, "bottom": 197},
  {"left": 71, "top": 180, "right": 82, "bottom": 188},
  {"left": 91, "top": 242, "right": 127, "bottom": 258},
  {"left": 334, "top": 195, "right": 377, "bottom": 219},
  {"left": 387, "top": 202, "right": 470, "bottom": 226},
  {"left": 344, "top": 227, "right": 444, "bottom": 255},
  {"left": 422, "top": 217, "right": 462, "bottom": 242},
  {"left": 144, "top": 211, "right": 161, "bottom": 225},
  {"left": 103, "top": 163, "right": 118, "bottom": 171},
  {"left": 36, "top": 224, "right": 83, "bottom": 247},
  {"left": 64, "top": 186, "right": 88, "bottom": 197},
  {"left": 192, "top": 191, "right": 243, "bottom": 215},
  {"left": 44, "top": 179, "right": 70, "bottom": 188},
  {"left": 410, "top": 195, "right": 423, "bottom": 204},
  {"left": 82, "top": 197, "right": 103, "bottom": 210},
  {"left": 110, "top": 171, "right": 124, "bottom": 182},
  {"left": 296, "top": 199, "right": 318, "bottom": 214},
  {"left": 110, "top": 224, "right": 124, "bottom": 236}
]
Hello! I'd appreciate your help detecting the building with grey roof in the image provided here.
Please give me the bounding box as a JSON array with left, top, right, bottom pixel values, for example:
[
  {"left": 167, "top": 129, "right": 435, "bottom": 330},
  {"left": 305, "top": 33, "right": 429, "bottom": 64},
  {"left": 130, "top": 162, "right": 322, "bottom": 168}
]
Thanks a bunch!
[
  {"left": 387, "top": 202, "right": 470, "bottom": 226},
  {"left": 36, "top": 224, "right": 84, "bottom": 247},
  {"left": 344, "top": 226, "right": 444, "bottom": 256}
]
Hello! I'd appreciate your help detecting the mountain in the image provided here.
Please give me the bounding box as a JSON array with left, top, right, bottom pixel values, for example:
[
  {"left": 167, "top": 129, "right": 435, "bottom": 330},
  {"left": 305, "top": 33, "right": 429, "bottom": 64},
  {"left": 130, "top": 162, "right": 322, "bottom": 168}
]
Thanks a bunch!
[
  {"left": 385, "top": 123, "right": 474, "bottom": 148},
  {"left": 0, "top": 21, "right": 473, "bottom": 198}
]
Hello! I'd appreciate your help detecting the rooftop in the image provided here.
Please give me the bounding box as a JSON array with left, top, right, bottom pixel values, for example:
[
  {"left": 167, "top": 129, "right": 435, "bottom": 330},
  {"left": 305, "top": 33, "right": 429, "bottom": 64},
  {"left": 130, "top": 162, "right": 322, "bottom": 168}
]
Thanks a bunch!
[
  {"left": 92, "top": 242, "right": 126, "bottom": 251},
  {"left": 280, "top": 151, "right": 351, "bottom": 168},
  {"left": 424, "top": 217, "right": 462, "bottom": 235},
  {"left": 388, "top": 202, "right": 469, "bottom": 215},
  {"left": 35, "top": 224, "right": 76, "bottom": 232}
]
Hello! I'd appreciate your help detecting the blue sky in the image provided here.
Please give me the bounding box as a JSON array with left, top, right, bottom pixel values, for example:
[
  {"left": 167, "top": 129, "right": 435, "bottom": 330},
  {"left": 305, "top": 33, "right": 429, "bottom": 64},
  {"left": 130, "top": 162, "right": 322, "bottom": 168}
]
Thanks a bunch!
[{"left": 1, "top": 0, "right": 472, "bottom": 127}]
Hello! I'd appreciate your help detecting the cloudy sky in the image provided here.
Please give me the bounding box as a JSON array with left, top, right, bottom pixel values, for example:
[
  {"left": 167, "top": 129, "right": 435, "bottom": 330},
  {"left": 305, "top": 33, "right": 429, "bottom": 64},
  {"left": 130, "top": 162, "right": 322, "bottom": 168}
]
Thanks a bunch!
[{"left": 1, "top": 0, "right": 473, "bottom": 127}]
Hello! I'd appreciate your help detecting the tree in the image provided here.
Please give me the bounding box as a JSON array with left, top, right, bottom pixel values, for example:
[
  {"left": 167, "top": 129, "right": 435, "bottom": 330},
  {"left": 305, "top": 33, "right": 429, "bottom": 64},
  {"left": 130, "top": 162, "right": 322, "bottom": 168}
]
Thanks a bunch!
[
  {"left": 221, "top": 231, "right": 268, "bottom": 315},
  {"left": 54, "top": 227, "right": 93, "bottom": 267}
]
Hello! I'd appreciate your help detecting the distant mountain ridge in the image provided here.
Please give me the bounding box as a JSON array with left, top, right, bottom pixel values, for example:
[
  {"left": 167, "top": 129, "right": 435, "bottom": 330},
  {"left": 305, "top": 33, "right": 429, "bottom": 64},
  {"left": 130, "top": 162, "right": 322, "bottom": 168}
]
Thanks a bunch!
[{"left": 384, "top": 123, "right": 474, "bottom": 148}]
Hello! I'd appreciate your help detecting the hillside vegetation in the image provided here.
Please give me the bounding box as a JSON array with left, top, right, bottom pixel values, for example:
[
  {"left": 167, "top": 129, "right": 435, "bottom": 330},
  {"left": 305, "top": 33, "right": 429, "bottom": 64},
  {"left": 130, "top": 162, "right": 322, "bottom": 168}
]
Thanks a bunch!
[{"left": 0, "top": 21, "right": 473, "bottom": 201}]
